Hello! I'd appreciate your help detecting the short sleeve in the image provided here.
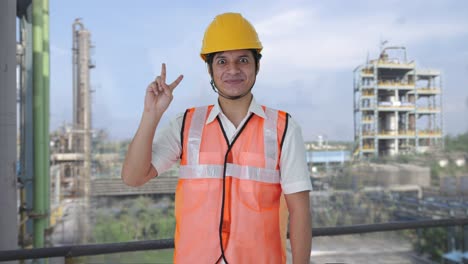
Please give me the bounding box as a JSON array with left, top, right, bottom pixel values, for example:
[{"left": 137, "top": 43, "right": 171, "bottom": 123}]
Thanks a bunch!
[
  {"left": 151, "top": 113, "right": 184, "bottom": 175},
  {"left": 279, "top": 117, "right": 313, "bottom": 194}
]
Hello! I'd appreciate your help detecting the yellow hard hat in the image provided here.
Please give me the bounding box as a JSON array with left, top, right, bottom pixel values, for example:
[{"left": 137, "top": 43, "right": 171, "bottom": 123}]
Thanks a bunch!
[{"left": 200, "top": 13, "right": 263, "bottom": 61}]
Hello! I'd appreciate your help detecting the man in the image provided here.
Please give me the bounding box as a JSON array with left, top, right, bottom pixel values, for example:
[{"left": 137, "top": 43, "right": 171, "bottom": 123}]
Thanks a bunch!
[{"left": 122, "top": 12, "right": 312, "bottom": 264}]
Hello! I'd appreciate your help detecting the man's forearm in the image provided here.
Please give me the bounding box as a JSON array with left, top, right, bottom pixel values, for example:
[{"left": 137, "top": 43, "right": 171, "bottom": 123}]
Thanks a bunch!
[
  {"left": 121, "top": 111, "right": 161, "bottom": 186},
  {"left": 289, "top": 209, "right": 312, "bottom": 263}
]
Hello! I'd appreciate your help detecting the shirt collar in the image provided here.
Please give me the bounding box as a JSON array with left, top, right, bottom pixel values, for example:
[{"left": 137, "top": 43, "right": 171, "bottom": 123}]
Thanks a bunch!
[{"left": 206, "top": 96, "right": 267, "bottom": 124}]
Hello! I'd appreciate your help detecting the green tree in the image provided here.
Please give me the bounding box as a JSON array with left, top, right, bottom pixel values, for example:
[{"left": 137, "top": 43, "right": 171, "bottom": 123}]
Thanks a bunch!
[
  {"left": 445, "top": 132, "right": 468, "bottom": 152},
  {"left": 89, "top": 196, "right": 176, "bottom": 263}
]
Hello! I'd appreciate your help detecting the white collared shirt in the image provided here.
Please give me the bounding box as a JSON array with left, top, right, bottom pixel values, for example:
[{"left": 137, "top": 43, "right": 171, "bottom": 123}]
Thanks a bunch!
[{"left": 152, "top": 97, "right": 312, "bottom": 194}]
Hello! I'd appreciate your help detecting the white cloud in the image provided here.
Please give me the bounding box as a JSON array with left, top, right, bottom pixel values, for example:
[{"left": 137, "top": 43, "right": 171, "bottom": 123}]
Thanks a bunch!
[
  {"left": 255, "top": 9, "right": 311, "bottom": 37},
  {"left": 240, "top": 6, "right": 468, "bottom": 140},
  {"left": 254, "top": 9, "right": 468, "bottom": 76}
]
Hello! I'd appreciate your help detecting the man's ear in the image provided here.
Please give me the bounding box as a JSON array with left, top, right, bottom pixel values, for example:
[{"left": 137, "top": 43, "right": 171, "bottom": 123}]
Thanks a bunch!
[
  {"left": 256, "top": 61, "right": 261, "bottom": 75},
  {"left": 207, "top": 63, "right": 213, "bottom": 76}
]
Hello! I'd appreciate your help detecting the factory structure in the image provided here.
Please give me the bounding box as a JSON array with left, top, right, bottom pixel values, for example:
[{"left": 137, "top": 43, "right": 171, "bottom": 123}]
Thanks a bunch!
[
  {"left": 353, "top": 46, "right": 443, "bottom": 159},
  {"left": 50, "top": 19, "right": 94, "bottom": 201},
  {"left": 47, "top": 19, "right": 95, "bottom": 243},
  {"left": 9, "top": 0, "right": 97, "bottom": 248}
]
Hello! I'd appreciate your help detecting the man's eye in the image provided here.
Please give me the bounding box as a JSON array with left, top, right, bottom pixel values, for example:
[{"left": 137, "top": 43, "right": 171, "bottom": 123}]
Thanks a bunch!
[
  {"left": 239, "top": 58, "right": 249, "bottom": 63},
  {"left": 217, "top": 59, "right": 226, "bottom": 64}
]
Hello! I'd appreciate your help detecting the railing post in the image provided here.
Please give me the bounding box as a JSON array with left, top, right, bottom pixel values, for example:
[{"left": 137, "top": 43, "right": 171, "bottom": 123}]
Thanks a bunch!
[
  {"left": 447, "top": 226, "right": 456, "bottom": 252},
  {"left": 464, "top": 225, "right": 468, "bottom": 264},
  {"left": 416, "top": 228, "right": 422, "bottom": 255}
]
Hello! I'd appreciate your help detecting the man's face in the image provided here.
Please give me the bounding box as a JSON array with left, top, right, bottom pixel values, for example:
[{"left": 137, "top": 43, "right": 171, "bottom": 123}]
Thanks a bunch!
[{"left": 211, "top": 49, "right": 258, "bottom": 98}]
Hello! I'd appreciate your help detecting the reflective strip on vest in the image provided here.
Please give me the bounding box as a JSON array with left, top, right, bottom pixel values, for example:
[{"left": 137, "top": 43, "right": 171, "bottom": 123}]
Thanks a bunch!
[
  {"left": 179, "top": 163, "right": 280, "bottom": 183},
  {"left": 186, "top": 105, "right": 208, "bottom": 165},
  {"left": 264, "top": 107, "right": 279, "bottom": 170}
]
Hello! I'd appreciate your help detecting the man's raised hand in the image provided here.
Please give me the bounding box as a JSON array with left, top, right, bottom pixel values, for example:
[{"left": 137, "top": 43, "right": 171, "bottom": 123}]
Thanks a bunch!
[{"left": 145, "top": 63, "right": 183, "bottom": 113}]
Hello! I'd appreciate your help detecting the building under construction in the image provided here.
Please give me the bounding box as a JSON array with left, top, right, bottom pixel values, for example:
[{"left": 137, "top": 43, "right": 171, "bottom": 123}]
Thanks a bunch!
[{"left": 353, "top": 46, "right": 443, "bottom": 159}]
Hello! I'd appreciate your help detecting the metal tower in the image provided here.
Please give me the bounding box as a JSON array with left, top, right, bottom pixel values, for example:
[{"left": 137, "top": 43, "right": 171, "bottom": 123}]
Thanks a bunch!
[
  {"left": 71, "top": 18, "right": 94, "bottom": 196},
  {"left": 72, "top": 18, "right": 94, "bottom": 243},
  {"left": 353, "top": 46, "right": 443, "bottom": 159}
]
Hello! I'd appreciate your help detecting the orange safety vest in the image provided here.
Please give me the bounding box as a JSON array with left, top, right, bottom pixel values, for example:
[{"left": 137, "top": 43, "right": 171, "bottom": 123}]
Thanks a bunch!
[{"left": 174, "top": 105, "right": 289, "bottom": 264}]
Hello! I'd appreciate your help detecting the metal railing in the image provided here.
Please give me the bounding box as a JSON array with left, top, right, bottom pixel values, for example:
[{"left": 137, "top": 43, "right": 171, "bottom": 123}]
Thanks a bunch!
[{"left": 1, "top": 218, "right": 468, "bottom": 262}]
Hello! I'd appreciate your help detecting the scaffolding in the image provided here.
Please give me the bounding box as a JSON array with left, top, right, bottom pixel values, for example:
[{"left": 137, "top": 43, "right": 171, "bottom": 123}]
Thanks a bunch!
[{"left": 353, "top": 46, "right": 443, "bottom": 159}]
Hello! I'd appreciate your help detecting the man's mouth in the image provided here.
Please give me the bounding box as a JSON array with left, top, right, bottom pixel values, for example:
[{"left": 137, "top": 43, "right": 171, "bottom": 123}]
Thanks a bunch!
[{"left": 224, "top": 79, "right": 244, "bottom": 84}]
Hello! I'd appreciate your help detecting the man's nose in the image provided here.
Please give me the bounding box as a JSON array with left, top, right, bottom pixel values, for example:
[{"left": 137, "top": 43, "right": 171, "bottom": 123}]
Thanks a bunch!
[{"left": 226, "top": 62, "right": 241, "bottom": 74}]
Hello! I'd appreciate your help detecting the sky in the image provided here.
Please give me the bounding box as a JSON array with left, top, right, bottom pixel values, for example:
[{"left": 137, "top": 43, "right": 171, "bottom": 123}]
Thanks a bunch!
[{"left": 47, "top": 0, "right": 468, "bottom": 141}]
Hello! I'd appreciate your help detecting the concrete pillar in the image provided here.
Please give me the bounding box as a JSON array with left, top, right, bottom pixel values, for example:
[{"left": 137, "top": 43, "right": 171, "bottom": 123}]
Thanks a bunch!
[{"left": 0, "top": 0, "right": 19, "bottom": 257}]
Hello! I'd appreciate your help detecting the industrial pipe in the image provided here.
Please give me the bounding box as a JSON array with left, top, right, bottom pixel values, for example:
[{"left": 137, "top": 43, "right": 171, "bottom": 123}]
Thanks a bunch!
[{"left": 33, "top": 0, "right": 46, "bottom": 249}]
